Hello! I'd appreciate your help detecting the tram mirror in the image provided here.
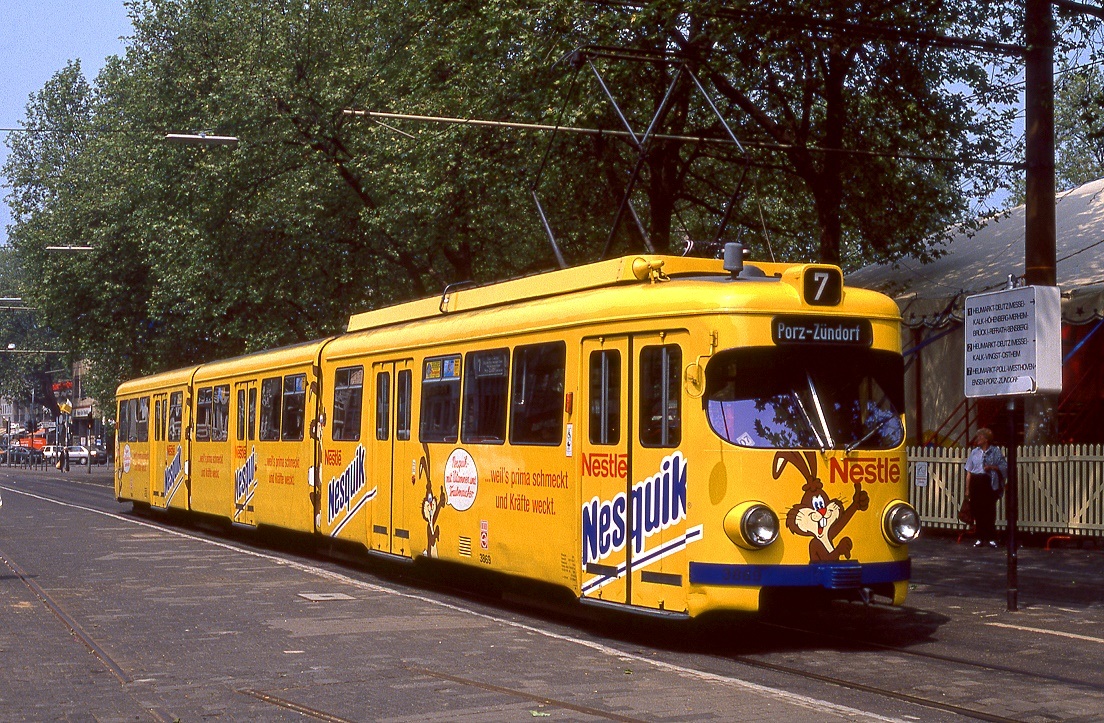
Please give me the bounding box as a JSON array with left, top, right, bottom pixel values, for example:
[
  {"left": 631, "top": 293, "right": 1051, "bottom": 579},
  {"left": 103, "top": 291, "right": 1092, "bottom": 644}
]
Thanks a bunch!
[{"left": 685, "top": 362, "right": 704, "bottom": 398}]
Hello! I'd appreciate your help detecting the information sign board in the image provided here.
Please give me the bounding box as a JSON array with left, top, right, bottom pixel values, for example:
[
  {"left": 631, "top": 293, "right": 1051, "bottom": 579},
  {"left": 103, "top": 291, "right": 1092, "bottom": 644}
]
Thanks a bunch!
[{"left": 963, "top": 285, "right": 1061, "bottom": 397}]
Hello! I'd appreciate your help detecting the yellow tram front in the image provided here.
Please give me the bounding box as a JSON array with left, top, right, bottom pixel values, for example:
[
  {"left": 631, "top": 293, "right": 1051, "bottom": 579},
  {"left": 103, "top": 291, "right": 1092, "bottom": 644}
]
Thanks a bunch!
[
  {"left": 682, "top": 265, "right": 916, "bottom": 614},
  {"left": 574, "top": 259, "right": 917, "bottom": 616}
]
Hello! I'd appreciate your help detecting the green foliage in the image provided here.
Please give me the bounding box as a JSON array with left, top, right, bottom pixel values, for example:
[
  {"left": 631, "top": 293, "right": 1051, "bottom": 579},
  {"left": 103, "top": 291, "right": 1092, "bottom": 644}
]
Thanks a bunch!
[
  {"left": 1054, "top": 62, "right": 1104, "bottom": 191},
  {"left": 2, "top": 0, "right": 1044, "bottom": 410}
]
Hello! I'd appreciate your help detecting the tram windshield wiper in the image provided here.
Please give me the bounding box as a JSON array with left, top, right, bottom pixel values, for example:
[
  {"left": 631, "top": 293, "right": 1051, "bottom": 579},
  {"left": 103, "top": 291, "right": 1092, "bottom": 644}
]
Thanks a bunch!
[
  {"left": 846, "top": 420, "right": 884, "bottom": 454},
  {"left": 790, "top": 388, "right": 827, "bottom": 452},
  {"left": 806, "top": 372, "right": 834, "bottom": 449}
]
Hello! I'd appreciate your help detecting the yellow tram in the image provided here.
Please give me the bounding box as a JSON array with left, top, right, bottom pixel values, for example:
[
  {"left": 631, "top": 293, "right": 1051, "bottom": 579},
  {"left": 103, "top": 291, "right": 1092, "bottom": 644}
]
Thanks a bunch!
[{"left": 116, "top": 251, "right": 919, "bottom": 616}]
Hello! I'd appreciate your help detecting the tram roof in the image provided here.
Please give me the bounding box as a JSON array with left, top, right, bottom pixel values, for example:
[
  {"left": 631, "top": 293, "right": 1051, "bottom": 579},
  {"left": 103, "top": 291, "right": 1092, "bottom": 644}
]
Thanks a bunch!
[
  {"left": 116, "top": 365, "right": 197, "bottom": 397},
  {"left": 346, "top": 254, "right": 811, "bottom": 334},
  {"left": 117, "top": 338, "right": 333, "bottom": 397},
  {"left": 191, "top": 338, "right": 333, "bottom": 382}
]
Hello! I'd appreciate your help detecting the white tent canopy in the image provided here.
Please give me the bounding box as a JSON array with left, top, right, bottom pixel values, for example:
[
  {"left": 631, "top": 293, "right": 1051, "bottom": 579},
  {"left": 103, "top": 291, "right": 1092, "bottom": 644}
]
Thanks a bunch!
[{"left": 848, "top": 178, "right": 1104, "bottom": 327}]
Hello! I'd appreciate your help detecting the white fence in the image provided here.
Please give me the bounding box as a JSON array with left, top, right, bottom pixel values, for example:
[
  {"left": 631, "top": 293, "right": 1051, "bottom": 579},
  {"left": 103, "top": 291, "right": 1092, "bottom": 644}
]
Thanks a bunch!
[{"left": 909, "top": 445, "right": 1104, "bottom": 537}]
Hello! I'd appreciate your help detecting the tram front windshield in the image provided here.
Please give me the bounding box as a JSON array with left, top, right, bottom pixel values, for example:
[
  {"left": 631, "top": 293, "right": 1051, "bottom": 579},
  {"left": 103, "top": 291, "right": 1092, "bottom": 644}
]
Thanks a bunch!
[{"left": 705, "top": 347, "right": 904, "bottom": 450}]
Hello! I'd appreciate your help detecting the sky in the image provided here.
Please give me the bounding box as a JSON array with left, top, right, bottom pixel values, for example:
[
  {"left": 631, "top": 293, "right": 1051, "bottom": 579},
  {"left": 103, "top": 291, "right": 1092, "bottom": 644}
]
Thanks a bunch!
[{"left": 0, "top": 0, "right": 133, "bottom": 246}]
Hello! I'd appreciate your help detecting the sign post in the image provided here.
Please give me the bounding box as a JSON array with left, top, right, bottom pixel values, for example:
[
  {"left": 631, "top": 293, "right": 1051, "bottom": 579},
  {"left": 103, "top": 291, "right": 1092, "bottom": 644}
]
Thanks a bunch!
[{"left": 964, "top": 283, "right": 1061, "bottom": 611}]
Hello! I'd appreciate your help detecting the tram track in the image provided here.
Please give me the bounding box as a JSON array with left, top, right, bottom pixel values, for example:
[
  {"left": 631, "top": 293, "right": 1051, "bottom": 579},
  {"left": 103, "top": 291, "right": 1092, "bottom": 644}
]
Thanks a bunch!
[
  {"left": 750, "top": 617, "right": 1104, "bottom": 691},
  {"left": 6, "top": 478, "right": 1096, "bottom": 722},
  {"left": 0, "top": 545, "right": 175, "bottom": 722}
]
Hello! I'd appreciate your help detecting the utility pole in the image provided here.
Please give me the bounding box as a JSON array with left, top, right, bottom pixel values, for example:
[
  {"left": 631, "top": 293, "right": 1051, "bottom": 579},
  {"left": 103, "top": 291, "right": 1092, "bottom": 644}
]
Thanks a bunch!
[
  {"left": 1024, "top": 0, "right": 1056, "bottom": 287},
  {"left": 1021, "top": 0, "right": 1058, "bottom": 447}
]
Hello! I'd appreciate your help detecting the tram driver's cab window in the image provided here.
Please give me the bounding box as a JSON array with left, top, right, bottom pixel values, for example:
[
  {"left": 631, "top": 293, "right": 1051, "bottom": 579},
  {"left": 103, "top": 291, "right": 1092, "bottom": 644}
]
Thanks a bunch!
[
  {"left": 510, "top": 342, "right": 566, "bottom": 446},
  {"left": 704, "top": 347, "right": 904, "bottom": 450},
  {"left": 640, "top": 345, "right": 681, "bottom": 447},
  {"left": 420, "top": 355, "right": 461, "bottom": 443}
]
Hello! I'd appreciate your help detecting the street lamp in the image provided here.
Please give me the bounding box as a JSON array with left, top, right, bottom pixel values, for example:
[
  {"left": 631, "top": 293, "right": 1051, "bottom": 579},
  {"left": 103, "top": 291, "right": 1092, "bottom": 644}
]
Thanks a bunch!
[{"left": 164, "top": 132, "right": 239, "bottom": 147}]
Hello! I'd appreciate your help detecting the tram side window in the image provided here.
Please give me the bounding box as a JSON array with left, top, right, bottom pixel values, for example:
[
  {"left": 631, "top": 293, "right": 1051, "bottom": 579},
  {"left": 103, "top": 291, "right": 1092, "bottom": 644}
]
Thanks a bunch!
[
  {"left": 168, "top": 392, "right": 182, "bottom": 443},
  {"left": 589, "top": 350, "right": 621, "bottom": 445},
  {"left": 236, "top": 389, "right": 247, "bottom": 441},
  {"left": 260, "top": 378, "right": 281, "bottom": 441},
  {"left": 211, "top": 385, "right": 230, "bottom": 442},
  {"left": 333, "top": 366, "right": 364, "bottom": 442},
  {"left": 195, "top": 387, "right": 212, "bottom": 441},
  {"left": 396, "top": 369, "right": 412, "bottom": 441},
  {"left": 420, "top": 355, "right": 461, "bottom": 443},
  {"left": 118, "top": 400, "right": 130, "bottom": 444},
  {"left": 282, "top": 374, "right": 307, "bottom": 442},
  {"left": 510, "top": 342, "right": 566, "bottom": 446},
  {"left": 640, "top": 345, "right": 681, "bottom": 448},
  {"left": 154, "top": 399, "right": 163, "bottom": 442},
  {"left": 136, "top": 397, "right": 150, "bottom": 443},
  {"left": 462, "top": 349, "right": 509, "bottom": 444},
  {"left": 375, "top": 371, "right": 390, "bottom": 441}
]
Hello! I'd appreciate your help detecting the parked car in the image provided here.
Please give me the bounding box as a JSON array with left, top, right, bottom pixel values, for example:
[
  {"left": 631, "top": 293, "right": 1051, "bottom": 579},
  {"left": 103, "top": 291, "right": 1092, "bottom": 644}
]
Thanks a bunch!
[
  {"left": 43, "top": 445, "right": 63, "bottom": 462},
  {"left": 66, "top": 445, "right": 90, "bottom": 465},
  {"left": 3, "top": 445, "right": 45, "bottom": 465},
  {"left": 89, "top": 446, "right": 109, "bottom": 465}
]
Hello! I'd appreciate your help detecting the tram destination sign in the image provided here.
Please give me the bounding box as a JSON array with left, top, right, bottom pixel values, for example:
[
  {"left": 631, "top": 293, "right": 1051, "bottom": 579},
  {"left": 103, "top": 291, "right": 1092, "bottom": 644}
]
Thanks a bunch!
[
  {"left": 771, "top": 316, "right": 872, "bottom": 346},
  {"left": 964, "top": 285, "right": 1061, "bottom": 398}
]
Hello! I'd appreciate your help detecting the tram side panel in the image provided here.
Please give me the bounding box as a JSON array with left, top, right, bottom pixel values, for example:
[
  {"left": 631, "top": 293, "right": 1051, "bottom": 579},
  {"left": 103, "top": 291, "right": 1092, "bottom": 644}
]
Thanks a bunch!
[
  {"left": 407, "top": 341, "right": 579, "bottom": 587},
  {"left": 317, "top": 360, "right": 373, "bottom": 547},
  {"left": 150, "top": 387, "right": 190, "bottom": 510},
  {"left": 115, "top": 396, "right": 153, "bottom": 504},
  {"left": 249, "top": 370, "right": 318, "bottom": 533},
  {"left": 189, "top": 382, "right": 235, "bottom": 519}
]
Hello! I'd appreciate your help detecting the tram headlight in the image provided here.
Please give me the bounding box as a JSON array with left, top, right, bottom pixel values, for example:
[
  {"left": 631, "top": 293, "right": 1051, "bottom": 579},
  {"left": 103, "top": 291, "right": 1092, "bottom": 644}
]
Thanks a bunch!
[
  {"left": 883, "top": 501, "right": 920, "bottom": 545},
  {"left": 724, "top": 502, "right": 779, "bottom": 550}
]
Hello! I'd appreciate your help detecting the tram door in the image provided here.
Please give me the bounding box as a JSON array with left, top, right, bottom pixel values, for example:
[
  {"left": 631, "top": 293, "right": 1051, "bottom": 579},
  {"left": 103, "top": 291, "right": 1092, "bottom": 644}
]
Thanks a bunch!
[
  {"left": 579, "top": 336, "right": 631, "bottom": 604},
  {"left": 370, "top": 360, "right": 416, "bottom": 557},
  {"left": 233, "top": 381, "right": 258, "bottom": 526},
  {"left": 580, "top": 333, "right": 690, "bottom": 612},
  {"left": 149, "top": 393, "right": 170, "bottom": 510},
  {"left": 627, "top": 332, "right": 690, "bottom": 614}
]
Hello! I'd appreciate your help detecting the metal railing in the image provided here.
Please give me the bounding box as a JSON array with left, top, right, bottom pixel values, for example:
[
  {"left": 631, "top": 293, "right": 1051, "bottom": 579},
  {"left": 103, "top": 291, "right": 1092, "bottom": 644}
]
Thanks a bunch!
[{"left": 908, "top": 445, "right": 1104, "bottom": 537}]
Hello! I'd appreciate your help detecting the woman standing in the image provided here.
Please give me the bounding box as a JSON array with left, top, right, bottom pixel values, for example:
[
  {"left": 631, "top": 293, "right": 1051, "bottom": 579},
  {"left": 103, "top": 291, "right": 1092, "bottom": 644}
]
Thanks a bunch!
[{"left": 964, "top": 428, "right": 1008, "bottom": 548}]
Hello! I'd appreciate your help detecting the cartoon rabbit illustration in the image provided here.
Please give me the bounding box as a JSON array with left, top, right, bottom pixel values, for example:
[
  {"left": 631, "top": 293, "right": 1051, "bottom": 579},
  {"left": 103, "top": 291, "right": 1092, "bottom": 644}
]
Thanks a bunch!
[
  {"left": 774, "top": 451, "right": 869, "bottom": 562},
  {"left": 416, "top": 444, "right": 447, "bottom": 558}
]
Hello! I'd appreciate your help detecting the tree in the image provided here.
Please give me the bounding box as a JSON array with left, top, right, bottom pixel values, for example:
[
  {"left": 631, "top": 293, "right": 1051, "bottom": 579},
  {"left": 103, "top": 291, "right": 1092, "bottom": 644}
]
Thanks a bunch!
[
  {"left": 2, "top": 0, "right": 1048, "bottom": 409},
  {"left": 1053, "top": 61, "right": 1104, "bottom": 190}
]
